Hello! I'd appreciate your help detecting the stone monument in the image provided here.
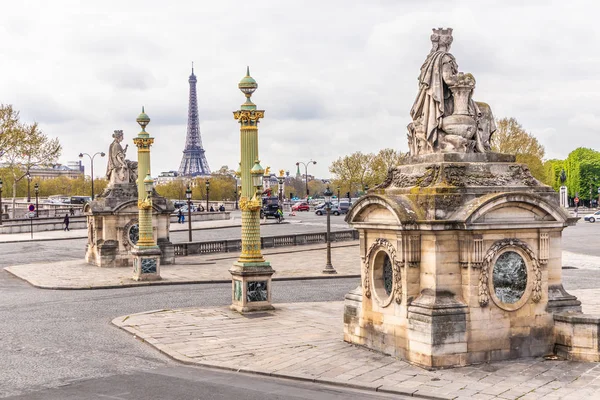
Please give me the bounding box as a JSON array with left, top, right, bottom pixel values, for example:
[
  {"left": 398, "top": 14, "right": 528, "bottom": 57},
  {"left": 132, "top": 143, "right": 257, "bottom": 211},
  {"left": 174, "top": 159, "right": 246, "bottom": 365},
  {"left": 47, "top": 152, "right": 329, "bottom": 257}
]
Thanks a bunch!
[
  {"left": 84, "top": 130, "right": 175, "bottom": 268},
  {"left": 343, "top": 28, "right": 595, "bottom": 369},
  {"left": 559, "top": 169, "right": 568, "bottom": 208}
]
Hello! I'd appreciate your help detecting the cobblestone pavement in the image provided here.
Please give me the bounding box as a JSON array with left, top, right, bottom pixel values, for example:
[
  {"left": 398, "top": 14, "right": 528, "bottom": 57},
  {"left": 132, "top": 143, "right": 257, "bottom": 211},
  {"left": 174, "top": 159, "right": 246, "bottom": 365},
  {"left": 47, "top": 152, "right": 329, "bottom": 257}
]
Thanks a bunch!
[
  {"left": 3, "top": 242, "right": 360, "bottom": 289},
  {"left": 113, "top": 300, "right": 600, "bottom": 400}
]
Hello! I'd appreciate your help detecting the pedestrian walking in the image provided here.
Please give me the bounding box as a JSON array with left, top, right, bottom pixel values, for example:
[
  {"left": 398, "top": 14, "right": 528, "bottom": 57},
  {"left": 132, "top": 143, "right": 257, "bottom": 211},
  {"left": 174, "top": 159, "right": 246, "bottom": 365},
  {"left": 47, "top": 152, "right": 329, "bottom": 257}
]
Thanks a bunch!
[
  {"left": 177, "top": 208, "right": 183, "bottom": 224},
  {"left": 69, "top": 207, "right": 75, "bottom": 216},
  {"left": 63, "top": 213, "right": 70, "bottom": 231}
]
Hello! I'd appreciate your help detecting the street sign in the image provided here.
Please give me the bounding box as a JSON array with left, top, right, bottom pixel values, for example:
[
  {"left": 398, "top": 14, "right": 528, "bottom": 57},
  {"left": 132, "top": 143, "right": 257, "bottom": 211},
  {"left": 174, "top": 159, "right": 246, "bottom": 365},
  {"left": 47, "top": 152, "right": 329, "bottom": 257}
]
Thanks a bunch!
[
  {"left": 28, "top": 211, "right": 36, "bottom": 218},
  {"left": 575, "top": 197, "right": 579, "bottom": 204},
  {"left": 28, "top": 204, "right": 35, "bottom": 212}
]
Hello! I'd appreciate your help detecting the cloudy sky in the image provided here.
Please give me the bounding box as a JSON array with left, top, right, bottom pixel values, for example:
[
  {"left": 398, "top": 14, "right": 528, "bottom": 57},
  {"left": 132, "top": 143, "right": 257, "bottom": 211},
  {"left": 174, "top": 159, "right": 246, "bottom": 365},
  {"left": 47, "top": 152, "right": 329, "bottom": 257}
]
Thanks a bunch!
[{"left": 0, "top": 0, "right": 598, "bottom": 179}]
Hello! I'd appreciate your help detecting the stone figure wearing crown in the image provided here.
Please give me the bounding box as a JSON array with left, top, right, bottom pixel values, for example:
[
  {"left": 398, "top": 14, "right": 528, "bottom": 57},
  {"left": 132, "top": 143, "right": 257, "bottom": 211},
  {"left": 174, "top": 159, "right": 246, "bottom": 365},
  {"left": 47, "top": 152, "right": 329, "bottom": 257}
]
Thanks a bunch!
[{"left": 408, "top": 28, "right": 497, "bottom": 155}]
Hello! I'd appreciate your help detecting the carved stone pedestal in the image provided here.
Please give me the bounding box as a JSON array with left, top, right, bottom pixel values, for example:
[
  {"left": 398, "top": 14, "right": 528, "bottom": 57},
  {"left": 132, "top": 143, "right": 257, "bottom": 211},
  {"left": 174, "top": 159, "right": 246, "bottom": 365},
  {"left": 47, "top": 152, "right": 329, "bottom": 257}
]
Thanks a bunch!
[
  {"left": 84, "top": 183, "right": 174, "bottom": 268},
  {"left": 343, "top": 153, "right": 581, "bottom": 369},
  {"left": 131, "top": 246, "right": 161, "bottom": 281},
  {"left": 229, "top": 262, "right": 275, "bottom": 313},
  {"left": 560, "top": 186, "right": 568, "bottom": 208}
]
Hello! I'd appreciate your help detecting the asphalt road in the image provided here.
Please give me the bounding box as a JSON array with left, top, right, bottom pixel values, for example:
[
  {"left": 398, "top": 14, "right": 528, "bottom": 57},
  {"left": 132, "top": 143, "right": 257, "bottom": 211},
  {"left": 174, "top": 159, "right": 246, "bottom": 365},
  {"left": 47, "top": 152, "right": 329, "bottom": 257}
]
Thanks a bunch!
[
  {"left": 1, "top": 267, "right": 406, "bottom": 399},
  {"left": 1, "top": 215, "right": 599, "bottom": 399}
]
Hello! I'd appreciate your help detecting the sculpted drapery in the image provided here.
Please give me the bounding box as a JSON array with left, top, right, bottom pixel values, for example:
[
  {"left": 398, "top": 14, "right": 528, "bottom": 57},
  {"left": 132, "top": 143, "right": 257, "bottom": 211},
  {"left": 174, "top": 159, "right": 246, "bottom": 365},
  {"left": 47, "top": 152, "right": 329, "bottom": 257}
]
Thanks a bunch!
[
  {"left": 106, "top": 130, "right": 138, "bottom": 186},
  {"left": 408, "top": 28, "right": 496, "bottom": 155}
]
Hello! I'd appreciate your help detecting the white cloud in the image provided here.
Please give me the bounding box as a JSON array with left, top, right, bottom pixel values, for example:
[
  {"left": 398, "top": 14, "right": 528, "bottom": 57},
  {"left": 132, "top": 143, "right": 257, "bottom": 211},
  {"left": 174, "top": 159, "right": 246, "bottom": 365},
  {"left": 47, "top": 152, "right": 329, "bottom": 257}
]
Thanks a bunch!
[{"left": 0, "top": 0, "right": 599, "bottom": 178}]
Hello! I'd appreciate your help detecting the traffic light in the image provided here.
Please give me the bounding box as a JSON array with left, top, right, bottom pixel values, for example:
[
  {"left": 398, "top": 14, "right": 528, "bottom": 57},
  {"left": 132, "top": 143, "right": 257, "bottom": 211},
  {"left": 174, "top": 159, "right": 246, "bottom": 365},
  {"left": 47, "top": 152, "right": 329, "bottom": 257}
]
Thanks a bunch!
[
  {"left": 290, "top": 193, "right": 294, "bottom": 199},
  {"left": 346, "top": 192, "right": 350, "bottom": 199}
]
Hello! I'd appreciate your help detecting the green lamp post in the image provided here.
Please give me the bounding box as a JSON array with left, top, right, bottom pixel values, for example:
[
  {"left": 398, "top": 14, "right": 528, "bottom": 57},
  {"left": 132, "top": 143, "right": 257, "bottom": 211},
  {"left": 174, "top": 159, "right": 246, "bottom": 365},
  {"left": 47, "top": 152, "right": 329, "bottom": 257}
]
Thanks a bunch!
[
  {"left": 229, "top": 67, "right": 275, "bottom": 313},
  {"left": 131, "top": 107, "right": 161, "bottom": 281}
]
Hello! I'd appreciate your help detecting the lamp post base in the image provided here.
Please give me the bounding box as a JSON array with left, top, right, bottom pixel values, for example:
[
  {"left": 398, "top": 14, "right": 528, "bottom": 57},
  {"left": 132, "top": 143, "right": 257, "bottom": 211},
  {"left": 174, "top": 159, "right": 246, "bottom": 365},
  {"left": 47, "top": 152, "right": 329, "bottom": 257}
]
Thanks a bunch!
[
  {"left": 230, "top": 261, "right": 275, "bottom": 313},
  {"left": 322, "top": 263, "right": 337, "bottom": 274},
  {"left": 132, "top": 246, "right": 162, "bottom": 281}
]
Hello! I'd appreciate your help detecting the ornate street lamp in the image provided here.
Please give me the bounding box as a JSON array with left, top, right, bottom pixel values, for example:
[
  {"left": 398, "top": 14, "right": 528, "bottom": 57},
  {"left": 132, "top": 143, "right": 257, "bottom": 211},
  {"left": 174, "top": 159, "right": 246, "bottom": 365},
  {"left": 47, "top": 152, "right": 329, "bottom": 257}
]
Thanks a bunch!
[
  {"left": 205, "top": 179, "right": 210, "bottom": 211},
  {"left": 0, "top": 177, "right": 3, "bottom": 225},
  {"left": 131, "top": 107, "right": 161, "bottom": 281},
  {"left": 186, "top": 184, "right": 192, "bottom": 242},
  {"left": 230, "top": 67, "right": 274, "bottom": 313},
  {"left": 296, "top": 160, "right": 316, "bottom": 199},
  {"left": 277, "top": 171, "right": 285, "bottom": 207},
  {"left": 79, "top": 151, "right": 106, "bottom": 200},
  {"left": 322, "top": 186, "right": 337, "bottom": 274},
  {"left": 26, "top": 173, "right": 31, "bottom": 202},
  {"left": 337, "top": 186, "right": 340, "bottom": 206},
  {"left": 34, "top": 183, "right": 39, "bottom": 218}
]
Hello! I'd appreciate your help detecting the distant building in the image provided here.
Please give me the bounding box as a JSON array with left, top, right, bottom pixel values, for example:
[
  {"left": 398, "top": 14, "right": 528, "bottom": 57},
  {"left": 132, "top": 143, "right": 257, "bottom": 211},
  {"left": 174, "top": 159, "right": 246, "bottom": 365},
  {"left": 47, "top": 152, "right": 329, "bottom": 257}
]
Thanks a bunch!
[
  {"left": 0, "top": 161, "right": 85, "bottom": 180},
  {"left": 156, "top": 171, "right": 180, "bottom": 185}
]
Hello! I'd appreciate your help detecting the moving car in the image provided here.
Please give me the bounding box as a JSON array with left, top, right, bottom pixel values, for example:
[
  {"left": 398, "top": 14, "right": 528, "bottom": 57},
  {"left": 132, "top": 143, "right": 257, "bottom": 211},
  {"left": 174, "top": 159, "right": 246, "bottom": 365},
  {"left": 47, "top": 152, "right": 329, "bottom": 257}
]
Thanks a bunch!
[
  {"left": 292, "top": 202, "right": 310, "bottom": 212},
  {"left": 260, "top": 204, "right": 281, "bottom": 219},
  {"left": 584, "top": 210, "right": 600, "bottom": 223},
  {"left": 315, "top": 205, "right": 341, "bottom": 216}
]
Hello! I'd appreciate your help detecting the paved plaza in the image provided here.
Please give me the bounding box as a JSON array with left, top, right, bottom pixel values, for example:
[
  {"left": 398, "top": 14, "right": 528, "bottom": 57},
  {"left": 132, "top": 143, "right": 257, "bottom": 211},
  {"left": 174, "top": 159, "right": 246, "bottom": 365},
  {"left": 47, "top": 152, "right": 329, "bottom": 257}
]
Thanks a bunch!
[
  {"left": 2, "top": 217, "right": 600, "bottom": 399},
  {"left": 114, "top": 300, "right": 600, "bottom": 400},
  {"left": 4, "top": 242, "right": 360, "bottom": 289}
]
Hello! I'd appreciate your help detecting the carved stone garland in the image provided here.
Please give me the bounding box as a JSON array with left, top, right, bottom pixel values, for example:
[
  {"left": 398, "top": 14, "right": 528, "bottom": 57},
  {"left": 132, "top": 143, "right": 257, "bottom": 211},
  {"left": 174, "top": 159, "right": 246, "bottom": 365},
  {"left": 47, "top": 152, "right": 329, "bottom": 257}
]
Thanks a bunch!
[
  {"left": 479, "top": 238, "right": 542, "bottom": 307},
  {"left": 363, "top": 238, "right": 403, "bottom": 304}
]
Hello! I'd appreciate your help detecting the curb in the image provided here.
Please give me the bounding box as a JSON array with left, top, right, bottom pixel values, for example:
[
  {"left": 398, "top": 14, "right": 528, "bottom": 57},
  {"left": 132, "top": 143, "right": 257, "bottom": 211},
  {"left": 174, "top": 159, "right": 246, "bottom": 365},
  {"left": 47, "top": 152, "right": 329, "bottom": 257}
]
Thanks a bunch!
[
  {"left": 2, "top": 267, "right": 361, "bottom": 291},
  {"left": 111, "top": 312, "right": 453, "bottom": 400}
]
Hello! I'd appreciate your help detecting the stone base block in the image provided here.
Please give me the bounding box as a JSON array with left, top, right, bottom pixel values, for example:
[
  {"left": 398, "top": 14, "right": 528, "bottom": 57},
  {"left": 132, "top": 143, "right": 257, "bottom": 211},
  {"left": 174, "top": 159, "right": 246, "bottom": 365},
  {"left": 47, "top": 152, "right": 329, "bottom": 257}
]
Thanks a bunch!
[
  {"left": 157, "top": 239, "right": 175, "bottom": 265},
  {"left": 132, "top": 247, "right": 162, "bottom": 281},
  {"left": 554, "top": 312, "right": 600, "bottom": 362},
  {"left": 547, "top": 284, "right": 582, "bottom": 314},
  {"left": 229, "top": 261, "right": 275, "bottom": 313}
]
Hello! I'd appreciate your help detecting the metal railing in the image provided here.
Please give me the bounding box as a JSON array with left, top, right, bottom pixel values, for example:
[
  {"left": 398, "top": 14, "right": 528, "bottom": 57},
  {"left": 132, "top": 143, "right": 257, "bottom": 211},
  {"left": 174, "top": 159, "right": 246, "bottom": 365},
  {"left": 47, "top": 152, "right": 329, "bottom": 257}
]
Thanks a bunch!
[{"left": 174, "top": 229, "right": 359, "bottom": 257}]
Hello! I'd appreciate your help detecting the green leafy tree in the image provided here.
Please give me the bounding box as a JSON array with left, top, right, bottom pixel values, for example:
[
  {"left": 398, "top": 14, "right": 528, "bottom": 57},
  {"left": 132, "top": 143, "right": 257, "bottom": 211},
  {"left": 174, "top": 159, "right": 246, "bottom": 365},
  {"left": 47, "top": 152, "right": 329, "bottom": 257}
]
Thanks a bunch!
[
  {"left": 0, "top": 112, "right": 62, "bottom": 216},
  {"left": 155, "top": 179, "right": 187, "bottom": 200},
  {"left": 543, "top": 159, "right": 565, "bottom": 191},
  {"left": 329, "top": 151, "right": 374, "bottom": 197},
  {"left": 491, "top": 118, "right": 547, "bottom": 182},
  {"left": 564, "top": 148, "right": 600, "bottom": 204},
  {"left": 370, "top": 148, "right": 406, "bottom": 184}
]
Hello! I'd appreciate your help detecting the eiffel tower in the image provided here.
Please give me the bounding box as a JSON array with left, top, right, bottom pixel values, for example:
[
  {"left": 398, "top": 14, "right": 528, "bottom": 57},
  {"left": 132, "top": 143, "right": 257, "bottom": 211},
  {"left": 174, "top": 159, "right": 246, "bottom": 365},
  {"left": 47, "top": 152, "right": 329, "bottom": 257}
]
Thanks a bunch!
[{"left": 179, "top": 64, "right": 211, "bottom": 177}]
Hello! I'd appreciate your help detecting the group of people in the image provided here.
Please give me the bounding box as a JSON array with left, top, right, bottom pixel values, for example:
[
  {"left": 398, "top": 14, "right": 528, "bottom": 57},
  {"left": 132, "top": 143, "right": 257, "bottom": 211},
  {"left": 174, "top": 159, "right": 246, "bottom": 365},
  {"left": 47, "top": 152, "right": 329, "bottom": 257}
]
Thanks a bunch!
[{"left": 176, "top": 204, "right": 227, "bottom": 224}]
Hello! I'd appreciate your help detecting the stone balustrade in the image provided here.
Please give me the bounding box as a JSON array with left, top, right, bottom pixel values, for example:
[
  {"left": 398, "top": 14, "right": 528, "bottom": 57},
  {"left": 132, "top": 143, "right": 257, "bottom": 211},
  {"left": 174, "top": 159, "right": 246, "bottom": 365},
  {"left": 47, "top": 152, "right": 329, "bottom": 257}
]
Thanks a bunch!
[{"left": 173, "top": 230, "right": 359, "bottom": 256}]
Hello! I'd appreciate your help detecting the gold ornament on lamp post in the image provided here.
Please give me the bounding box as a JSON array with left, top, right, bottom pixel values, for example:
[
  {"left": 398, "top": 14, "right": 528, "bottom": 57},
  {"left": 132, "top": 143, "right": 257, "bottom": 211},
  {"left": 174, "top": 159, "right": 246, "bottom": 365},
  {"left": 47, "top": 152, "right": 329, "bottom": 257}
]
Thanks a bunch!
[
  {"left": 229, "top": 67, "right": 275, "bottom": 313},
  {"left": 131, "top": 107, "right": 161, "bottom": 281}
]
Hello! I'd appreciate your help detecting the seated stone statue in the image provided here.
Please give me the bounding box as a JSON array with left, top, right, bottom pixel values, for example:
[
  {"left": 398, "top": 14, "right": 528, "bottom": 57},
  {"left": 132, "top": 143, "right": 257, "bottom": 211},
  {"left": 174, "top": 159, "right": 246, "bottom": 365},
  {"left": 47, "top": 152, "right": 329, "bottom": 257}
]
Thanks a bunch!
[
  {"left": 106, "top": 130, "right": 138, "bottom": 186},
  {"left": 408, "top": 28, "right": 496, "bottom": 155}
]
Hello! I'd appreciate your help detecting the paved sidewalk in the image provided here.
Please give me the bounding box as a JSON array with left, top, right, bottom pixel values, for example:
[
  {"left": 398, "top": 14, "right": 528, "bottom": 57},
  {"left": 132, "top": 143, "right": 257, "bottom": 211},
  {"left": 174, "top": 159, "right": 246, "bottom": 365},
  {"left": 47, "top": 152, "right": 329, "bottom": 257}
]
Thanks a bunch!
[
  {"left": 5, "top": 246, "right": 599, "bottom": 291},
  {"left": 4, "top": 242, "right": 360, "bottom": 289},
  {"left": 113, "top": 299, "right": 600, "bottom": 400}
]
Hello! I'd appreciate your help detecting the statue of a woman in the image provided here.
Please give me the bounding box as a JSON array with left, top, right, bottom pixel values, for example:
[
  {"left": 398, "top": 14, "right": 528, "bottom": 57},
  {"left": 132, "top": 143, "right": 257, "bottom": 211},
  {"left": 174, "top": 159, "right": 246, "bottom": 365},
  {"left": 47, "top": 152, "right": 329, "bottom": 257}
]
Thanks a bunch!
[
  {"left": 106, "top": 130, "right": 138, "bottom": 186},
  {"left": 408, "top": 28, "right": 496, "bottom": 155}
]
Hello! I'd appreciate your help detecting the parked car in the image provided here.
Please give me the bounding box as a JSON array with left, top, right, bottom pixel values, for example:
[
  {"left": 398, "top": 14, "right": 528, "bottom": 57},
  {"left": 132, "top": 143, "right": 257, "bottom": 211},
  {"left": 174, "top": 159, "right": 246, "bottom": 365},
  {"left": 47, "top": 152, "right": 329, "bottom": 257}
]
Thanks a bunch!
[
  {"left": 584, "top": 210, "right": 600, "bottom": 223},
  {"left": 315, "top": 205, "right": 341, "bottom": 216},
  {"left": 70, "top": 196, "right": 91, "bottom": 205},
  {"left": 173, "top": 200, "right": 186, "bottom": 209},
  {"left": 338, "top": 201, "right": 352, "bottom": 214},
  {"left": 178, "top": 204, "right": 197, "bottom": 213},
  {"left": 292, "top": 202, "right": 310, "bottom": 212}
]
